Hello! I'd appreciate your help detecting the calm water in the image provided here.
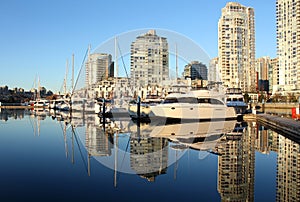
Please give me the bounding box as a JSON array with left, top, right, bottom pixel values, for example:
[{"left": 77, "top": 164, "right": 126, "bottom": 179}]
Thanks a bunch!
[{"left": 0, "top": 109, "right": 296, "bottom": 201}]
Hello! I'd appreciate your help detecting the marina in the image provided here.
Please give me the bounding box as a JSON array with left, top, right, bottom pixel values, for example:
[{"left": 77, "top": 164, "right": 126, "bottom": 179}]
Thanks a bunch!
[{"left": 1, "top": 1, "right": 300, "bottom": 201}]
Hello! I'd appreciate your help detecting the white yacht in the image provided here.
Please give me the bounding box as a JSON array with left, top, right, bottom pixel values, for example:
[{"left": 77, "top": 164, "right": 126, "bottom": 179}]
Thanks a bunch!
[
  {"left": 225, "top": 88, "right": 247, "bottom": 115},
  {"left": 150, "top": 89, "right": 237, "bottom": 120}
]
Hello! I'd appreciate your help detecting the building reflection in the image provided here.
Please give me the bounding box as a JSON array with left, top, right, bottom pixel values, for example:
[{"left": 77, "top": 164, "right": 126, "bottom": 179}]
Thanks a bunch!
[
  {"left": 85, "top": 114, "right": 114, "bottom": 157},
  {"left": 130, "top": 137, "right": 169, "bottom": 181},
  {"left": 276, "top": 134, "right": 300, "bottom": 201},
  {"left": 217, "top": 121, "right": 256, "bottom": 202}
]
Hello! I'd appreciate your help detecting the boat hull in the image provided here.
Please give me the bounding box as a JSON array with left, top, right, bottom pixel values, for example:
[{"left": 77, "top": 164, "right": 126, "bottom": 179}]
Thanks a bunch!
[{"left": 150, "top": 103, "right": 237, "bottom": 121}]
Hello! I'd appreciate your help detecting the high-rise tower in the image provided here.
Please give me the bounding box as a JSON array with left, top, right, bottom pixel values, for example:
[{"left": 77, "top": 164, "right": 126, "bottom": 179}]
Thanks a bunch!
[
  {"left": 85, "top": 53, "right": 113, "bottom": 87},
  {"left": 130, "top": 30, "right": 169, "bottom": 88},
  {"left": 218, "top": 2, "right": 256, "bottom": 92},
  {"left": 276, "top": 0, "right": 300, "bottom": 91}
]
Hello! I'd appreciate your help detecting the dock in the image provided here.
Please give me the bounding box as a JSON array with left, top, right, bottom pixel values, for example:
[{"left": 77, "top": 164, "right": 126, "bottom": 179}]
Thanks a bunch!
[
  {"left": 0, "top": 106, "right": 33, "bottom": 109},
  {"left": 256, "top": 113, "right": 300, "bottom": 143}
]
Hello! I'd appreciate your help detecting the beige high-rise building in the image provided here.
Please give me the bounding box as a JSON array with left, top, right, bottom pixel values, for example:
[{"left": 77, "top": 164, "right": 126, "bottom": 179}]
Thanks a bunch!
[
  {"left": 130, "top": 30, "right": 169, "bottom": 88},
  {"left": 256, "top": 57, "right": 270, "bottom": 81},
  {"left": 270, "top": 57, "right": 279, "bottom": 93},
  {"left": 218, "top": 2, "right": 256, "bottom": 92},
  {"left": 276, "top": 0, "right": 300, "bottom": 91}
]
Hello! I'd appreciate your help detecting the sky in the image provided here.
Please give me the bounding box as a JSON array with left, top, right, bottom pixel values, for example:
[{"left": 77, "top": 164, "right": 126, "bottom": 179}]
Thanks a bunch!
[{"left": 0, "top": 0, "right": 276, "bottom": 92}]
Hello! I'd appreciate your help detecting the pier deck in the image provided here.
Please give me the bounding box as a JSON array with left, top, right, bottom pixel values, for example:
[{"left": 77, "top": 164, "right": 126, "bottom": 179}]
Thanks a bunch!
[{"left": 256, "top": 114, "right": 300, "bottom": 142}]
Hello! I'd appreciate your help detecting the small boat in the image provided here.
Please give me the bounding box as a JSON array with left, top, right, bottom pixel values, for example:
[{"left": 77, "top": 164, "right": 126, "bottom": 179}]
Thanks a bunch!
[
  {"left": 128, "top": 95, "right": 162, "bottom": 119},
  {"left": 150, "top": 89, "right": 237, "bottom": 121},
  {"left": 55, "top": 98, "right": 70, "bottom": 111},
  {"left": 34, "top": 99, "right": 49, "bottom": 108},
  {"left": 225, "top": 88, "right": 247, "bottom": 115}
]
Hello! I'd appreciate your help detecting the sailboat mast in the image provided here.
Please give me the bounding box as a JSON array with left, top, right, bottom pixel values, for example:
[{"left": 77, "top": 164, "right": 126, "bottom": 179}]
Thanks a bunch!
[
  {"left": 176, "top": 43, "right": 178, "bottom": 82},
  {"left": 64, "top": 59, "right": 69, "bottom": 96},
  {"left": 37, "top": 76, "right": 41, "bottom": 100},
  {"left": 72, "top": 54, "right": 74, "bottom": 94},
  {"left": 115, "top": 37, "right": 118, "bottom": 78}
]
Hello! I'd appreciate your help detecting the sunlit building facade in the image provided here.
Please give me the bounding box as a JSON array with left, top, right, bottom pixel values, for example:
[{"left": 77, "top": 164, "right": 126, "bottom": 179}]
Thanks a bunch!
[
  {"left": 276, "top": 0, "right": 300, "bottom": 91},
  {"left": 218, "top": 2, "right": 256, "bottom": 92},
  {"left": 270, "top": 57, "right": 279, "bottom": 93},
  {"left": 85, "top": 53, "right": 113, "bottom": 87},
  {"left": 130, "top": 30, "right": 169, "bottom": 88}
]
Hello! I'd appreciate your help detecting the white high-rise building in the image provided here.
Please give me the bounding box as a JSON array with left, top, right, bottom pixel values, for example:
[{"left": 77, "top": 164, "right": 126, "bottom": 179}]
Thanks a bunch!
[
  {"left": 85, "top": 53, "right": 113, "bottom": 87},
  {"left": 130, "top": 30, "right": 169, "bottom": 88},
  {"left": 218, "top": 2, "right": 256, "bottom": 92},
  {"left": 276, "top": 0, "right": 300, "bottom": 91}
]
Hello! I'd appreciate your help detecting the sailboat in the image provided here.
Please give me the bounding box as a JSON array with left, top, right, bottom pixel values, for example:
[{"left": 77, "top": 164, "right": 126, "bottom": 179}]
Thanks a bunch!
[
  {"left": 51, "top": 58, "right": 74, "bottom": 111},
  {"left": 33, "top": 76, "right": 49, "bottom": 108}
]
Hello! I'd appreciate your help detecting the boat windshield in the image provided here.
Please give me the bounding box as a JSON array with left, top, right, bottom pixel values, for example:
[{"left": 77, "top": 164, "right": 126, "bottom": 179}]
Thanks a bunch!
[
  {"left": 163, "top": 97, "right": 198, "bottom": 103},
  {"left": 163, "top": 97, "right": 224, "bottom": 105},
  {"left": 198, "top": 98, "right": 224, "bottom": 105}
]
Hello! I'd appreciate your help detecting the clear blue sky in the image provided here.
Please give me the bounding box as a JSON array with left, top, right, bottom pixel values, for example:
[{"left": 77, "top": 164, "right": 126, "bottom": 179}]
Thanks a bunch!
[{"left": 0, "top": 0, "right": 276, "bottom": 92}]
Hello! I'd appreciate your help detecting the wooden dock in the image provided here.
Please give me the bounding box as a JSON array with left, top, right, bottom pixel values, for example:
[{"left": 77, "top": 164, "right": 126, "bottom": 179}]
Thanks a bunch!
[
  {"left": 0, "top": 106, "right": 33, "bottom": 109},
  {"left": 256, "top": 113, "right": 300, "bottom": 142}
]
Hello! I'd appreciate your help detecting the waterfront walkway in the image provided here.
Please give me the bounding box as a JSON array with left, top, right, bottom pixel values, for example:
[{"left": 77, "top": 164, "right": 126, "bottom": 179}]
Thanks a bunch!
[{"left": 256, "top": 113, "right": 300, "bottom": 143}]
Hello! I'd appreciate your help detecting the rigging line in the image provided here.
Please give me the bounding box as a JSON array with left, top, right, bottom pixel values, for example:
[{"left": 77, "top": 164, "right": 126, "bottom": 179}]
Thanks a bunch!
[
  {"left": 117, "top": 136, "right": 131, "bottom": 181},
  {"left": 73, "top": 127, "right": 89, "bottom": 173},
  {"left": 117, "top": 41, "right": 129, "bottom": 80},
  {"left": 72, "top": 46, "right": 89, "bottom": 95}
]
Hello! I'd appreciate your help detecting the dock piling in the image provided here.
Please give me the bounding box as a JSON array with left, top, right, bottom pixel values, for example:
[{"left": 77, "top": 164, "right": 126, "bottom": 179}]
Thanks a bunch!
[{"left": 137, "top": 96, "right": 141, "bottom": 119}]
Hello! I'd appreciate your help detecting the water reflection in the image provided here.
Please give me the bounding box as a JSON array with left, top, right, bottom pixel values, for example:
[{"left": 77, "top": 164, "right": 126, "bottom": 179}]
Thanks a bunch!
[
  {"left": 218, "top": 121, "right": 255, "bottom": 201},
  {"left": 130, "top": 137, "right": 168, "bottom": 182},
  {"left": 1, "top": 109, "right": 299, "bottom": 201},
  {"left": 0, "top": 108, "right": 29, "bottom": 121}
]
